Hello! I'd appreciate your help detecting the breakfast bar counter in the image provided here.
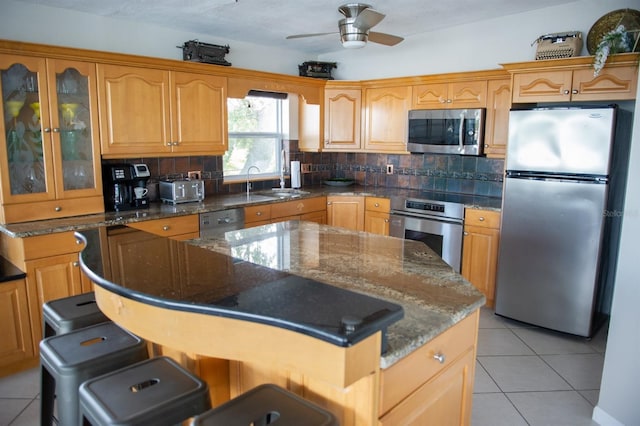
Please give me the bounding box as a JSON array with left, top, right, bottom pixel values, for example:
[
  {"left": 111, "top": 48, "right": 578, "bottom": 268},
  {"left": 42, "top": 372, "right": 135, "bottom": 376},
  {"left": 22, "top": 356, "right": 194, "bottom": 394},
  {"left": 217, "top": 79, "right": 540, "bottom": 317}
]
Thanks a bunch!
[{"left": 79, "top": 221, "right": 485, "bottom": 424}]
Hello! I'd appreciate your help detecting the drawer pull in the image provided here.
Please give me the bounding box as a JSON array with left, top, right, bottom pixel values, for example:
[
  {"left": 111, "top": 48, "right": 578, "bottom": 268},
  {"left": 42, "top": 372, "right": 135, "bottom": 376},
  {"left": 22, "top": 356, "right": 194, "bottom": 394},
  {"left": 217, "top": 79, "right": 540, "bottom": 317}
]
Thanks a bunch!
[
  {"left": 478, "top": 217, "right": 485, "bottom": 221},
  {"left": 374, "top": 202, "right": 380, "bottom": 207},
  {"left": 162, "top": 225, "right": 170, "bottom": 231},
  {"left": 256, "top": 211, "right": 262, "bottom": 216},
  {"left": 433, "top": 353, "right": 446, "bottom": 364},
  {"left": 54, "top": 206, "right": 62, "bottom": 212}
]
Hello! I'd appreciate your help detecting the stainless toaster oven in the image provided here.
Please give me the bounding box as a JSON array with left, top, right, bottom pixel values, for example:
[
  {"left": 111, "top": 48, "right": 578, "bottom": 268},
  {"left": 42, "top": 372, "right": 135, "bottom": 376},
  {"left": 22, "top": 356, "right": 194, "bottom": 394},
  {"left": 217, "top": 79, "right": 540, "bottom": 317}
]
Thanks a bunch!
[{"left": 159, "top": 179, "right": 205, "bottom": 204}]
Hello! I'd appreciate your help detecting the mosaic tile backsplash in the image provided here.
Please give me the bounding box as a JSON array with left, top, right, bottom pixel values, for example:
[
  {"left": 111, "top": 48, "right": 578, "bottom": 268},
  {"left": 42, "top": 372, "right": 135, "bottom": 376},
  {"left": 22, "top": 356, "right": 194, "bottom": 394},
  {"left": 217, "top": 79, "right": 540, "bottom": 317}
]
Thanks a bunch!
[{"left": 114, "top": 141, "right": 504, "bottom": 200}]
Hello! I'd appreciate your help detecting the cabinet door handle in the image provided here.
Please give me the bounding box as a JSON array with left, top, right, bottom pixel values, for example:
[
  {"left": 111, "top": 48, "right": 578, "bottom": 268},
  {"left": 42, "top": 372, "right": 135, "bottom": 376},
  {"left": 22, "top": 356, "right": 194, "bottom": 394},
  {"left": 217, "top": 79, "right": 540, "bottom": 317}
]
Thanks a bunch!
[
  {"left": 384, "top": 219, "right": 389, "bottom": 223},
  {"left": 53, "top": 128, "right": 60, "bottom": 133},
  {"left": 162, "top": 225, "right": 170, "bottom": 231},
  {"left": 463, "top": 231, "right": 469, "bottom": 236},
  {"left": 43, "top": 127, "right": 51, "bottom": 133},
  {"left": 563, "top": 90, "right": 570, "bottom": 95},
  {"left": 572, "top": 89, "right": 578, "bottom": 94},
  {"left": 327, "top": 202, "right": 332, "bottom": 205},
  {"left": 72, "top": 261, "right": 79, "bottom": 267},
  {"left": 433, "top": 353, "right": 446, "bottom": 364}
]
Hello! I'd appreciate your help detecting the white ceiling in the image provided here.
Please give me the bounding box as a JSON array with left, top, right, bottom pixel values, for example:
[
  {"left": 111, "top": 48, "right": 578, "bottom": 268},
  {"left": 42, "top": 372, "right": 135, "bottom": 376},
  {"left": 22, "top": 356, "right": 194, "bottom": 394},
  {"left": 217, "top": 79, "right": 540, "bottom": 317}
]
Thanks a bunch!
[{"left": 13, "top": 0, "right": 580, "bottom": 54}]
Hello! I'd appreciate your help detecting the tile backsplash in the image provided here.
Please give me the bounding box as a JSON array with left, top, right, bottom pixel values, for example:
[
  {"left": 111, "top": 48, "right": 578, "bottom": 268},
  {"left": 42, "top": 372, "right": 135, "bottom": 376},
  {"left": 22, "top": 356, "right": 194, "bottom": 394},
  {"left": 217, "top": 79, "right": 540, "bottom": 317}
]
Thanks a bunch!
[{"left": 113, "top": 140, "right": 504, "bottom": 200}]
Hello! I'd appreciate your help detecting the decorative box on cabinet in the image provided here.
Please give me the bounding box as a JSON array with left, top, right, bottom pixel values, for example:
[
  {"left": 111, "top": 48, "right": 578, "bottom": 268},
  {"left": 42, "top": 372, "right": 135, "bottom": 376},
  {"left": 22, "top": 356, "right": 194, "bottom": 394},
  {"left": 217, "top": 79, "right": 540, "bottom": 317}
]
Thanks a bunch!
[
  {"left": 98, "top": 64, "right": 227, "bottom": 157},
  {"left": 412, "top": 80, "right": 487, "bottom": 109},
  {"left": 323, "top": 85, "right": 361, "bottom": 151},
  {"left": 461, "top": 209, "right": 501, "bottom": 308},
  {"left": 362, "top": 85, "right": 410, "bottom": 153},
  {"left": 506, "top": 54, "right": 639, "bottom": 103},
  {"left": 0, "top": 54, "right": 103, "bottom": 224},
  {"left": 364, "top": 197, "right": 390, "bottom": 236}
]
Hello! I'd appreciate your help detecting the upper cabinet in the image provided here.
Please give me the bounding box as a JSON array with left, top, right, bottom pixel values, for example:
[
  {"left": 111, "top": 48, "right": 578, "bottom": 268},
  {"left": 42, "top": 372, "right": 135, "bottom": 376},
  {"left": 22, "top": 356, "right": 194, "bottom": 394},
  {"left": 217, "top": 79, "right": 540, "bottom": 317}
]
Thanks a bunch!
[
  {"left": 98, "top": 64, "right": 227, "bottom": 158},
  {"left": 483, "top": 78, "right": 511, "bottom": 158},
  {"left": 323, "top": 85, "right": 361, "bottom": 151},
  {"left": 411, "top": 81, "right": 487, "bottom": 109},
  {"left": 506, "top": 53, "right": 639, "bottom": 103},
  {"left": 0, "top": 54, "right": 103, "bottom": 223},
  {"left": 362, "top": 85, "right": 411, "bottom": 153}
]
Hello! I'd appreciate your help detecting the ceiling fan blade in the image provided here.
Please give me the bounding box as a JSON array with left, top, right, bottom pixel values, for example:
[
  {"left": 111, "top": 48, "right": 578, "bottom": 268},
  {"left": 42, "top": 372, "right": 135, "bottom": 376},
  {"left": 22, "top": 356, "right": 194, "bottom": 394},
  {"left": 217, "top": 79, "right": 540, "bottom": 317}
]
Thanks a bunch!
[
  {"left": 353, "top": 8, "right": 385, "bottom": 30},
  {"left": 368, "top": 32, "right": 404, "bottom": 46},
  {"left": 286, "top": 32, "right": 337, "bottom": 40}
]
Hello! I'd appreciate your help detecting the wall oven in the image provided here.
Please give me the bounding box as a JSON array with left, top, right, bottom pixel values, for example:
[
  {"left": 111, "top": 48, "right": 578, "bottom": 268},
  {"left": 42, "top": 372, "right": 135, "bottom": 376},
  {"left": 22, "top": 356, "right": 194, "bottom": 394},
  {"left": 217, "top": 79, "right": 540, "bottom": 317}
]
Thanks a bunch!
[
  {"left": 389, "top": 196, "right": 464, "bottom": 272},
  {"left": 407, "top": 108, "right": 485, "bottom": 155}
]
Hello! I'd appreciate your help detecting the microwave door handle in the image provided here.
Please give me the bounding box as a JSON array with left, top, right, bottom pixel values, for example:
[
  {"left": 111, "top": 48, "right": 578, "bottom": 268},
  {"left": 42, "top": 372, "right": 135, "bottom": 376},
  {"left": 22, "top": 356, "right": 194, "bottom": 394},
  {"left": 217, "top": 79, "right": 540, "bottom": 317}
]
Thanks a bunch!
[{"left": 458, "top": 112, "right": 465, "bottom": 152}]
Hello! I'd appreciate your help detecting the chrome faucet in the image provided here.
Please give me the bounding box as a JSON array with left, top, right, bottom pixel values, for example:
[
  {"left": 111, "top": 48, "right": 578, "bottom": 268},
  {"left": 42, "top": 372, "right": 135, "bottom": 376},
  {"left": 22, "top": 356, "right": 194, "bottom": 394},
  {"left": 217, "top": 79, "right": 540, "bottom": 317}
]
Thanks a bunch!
[
  {"left": 280, "top": 149, "right": 286, "bottom": 189},
  {"left": 247, "top": 165, "right": 260, "bottom": 197}
]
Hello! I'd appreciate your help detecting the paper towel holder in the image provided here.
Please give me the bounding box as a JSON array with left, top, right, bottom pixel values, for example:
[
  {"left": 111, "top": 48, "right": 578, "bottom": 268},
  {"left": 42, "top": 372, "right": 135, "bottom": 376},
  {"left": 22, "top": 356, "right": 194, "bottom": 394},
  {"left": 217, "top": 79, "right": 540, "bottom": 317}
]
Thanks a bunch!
[{"left": 291, "top": 161, "right": 301, "bottom": 189}]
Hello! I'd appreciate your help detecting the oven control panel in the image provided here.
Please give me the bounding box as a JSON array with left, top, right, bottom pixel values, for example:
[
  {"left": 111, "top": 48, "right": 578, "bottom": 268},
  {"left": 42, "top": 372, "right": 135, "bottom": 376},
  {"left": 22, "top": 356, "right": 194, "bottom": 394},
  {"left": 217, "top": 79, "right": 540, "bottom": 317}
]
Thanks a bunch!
[{"left": 406, "top": 200, "right": 445, "bottom": 213}]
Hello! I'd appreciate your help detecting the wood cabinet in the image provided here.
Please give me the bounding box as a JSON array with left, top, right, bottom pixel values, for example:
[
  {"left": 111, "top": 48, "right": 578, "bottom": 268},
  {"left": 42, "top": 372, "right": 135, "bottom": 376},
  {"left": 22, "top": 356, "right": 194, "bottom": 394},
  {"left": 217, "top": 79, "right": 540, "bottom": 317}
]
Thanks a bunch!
[
  {"left": 0, "top": 278, "right": 34, "bottom": 374},
  {"left": 364, "top": 196, "right": 390, "bottom": 236},
  {"left": 461, "top": 209, "right": 501, "bottom": 308},
  {"left": 327, "top": 196, "right": 365, "bottom": 231},
  {"left": 323, "top": 86, "right": 361, "bottom": 151},
  {"left": 126, "top": 214, "right": 200, "bottom": 240},
  {"left": 483, "top": 78, "right": 511, "bottom": 159},
  {"left": 98, "top": 64, "right": 227, "bottom": 158},
  {"left": 362, "top": 85, "right": 410, "bottom": 153},
  {"left": 509, "top": 54, "right": 639, "bottom": 103},
  {"left": 412, "top": 81, "right": 487, "bottom": 109},
  {"left": 0, "top": 231, "right": 89, "bottom": 356},
  {"left": 379, "top": 310, "right": 478, "bottom": 425},
  {"left": 0, "top": 55, "right": 104, "bottom": 224},
  {"left": 244, "top": 197, "right": 327, "bottom": 228}
]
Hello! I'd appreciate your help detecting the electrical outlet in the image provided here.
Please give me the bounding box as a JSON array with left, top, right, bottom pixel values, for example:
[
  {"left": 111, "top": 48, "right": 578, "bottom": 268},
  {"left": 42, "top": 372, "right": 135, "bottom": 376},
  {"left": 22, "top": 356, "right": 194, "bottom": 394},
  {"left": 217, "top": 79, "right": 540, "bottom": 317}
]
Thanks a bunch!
[
  {"left": 386, "top": 164, "right": 394, "bottom": 175},
  {"left": 301, "top": 163, "right": 312, "bottom": 174},
  {"left": 188, "top": 170, "right": 201, "bottom": 180}
]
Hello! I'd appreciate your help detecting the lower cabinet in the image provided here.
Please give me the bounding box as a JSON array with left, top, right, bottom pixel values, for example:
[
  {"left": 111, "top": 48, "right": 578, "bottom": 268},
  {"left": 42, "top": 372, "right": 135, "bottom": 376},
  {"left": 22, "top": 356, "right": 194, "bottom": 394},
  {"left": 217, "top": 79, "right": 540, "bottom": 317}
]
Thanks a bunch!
[
  {"left": 379, "top": 310, "right": 478, "bottom": 425},
  {"left": 126, "top": 214, "right": 200, "bottom": 240},
  {"left": 364, "top": 197, "right": 390, "bottom": 235},
  {"left": 244, "top": 197, "right": 327, "bottom": 228},
  {"left": 327, "top": 196, "right": 365, "bottom": 231},
  {"left": 461, "top": 209, "right": 501, "bottom": 308},
  {"left": 0, "top": 278, "right": 35, "bottom": 374}
]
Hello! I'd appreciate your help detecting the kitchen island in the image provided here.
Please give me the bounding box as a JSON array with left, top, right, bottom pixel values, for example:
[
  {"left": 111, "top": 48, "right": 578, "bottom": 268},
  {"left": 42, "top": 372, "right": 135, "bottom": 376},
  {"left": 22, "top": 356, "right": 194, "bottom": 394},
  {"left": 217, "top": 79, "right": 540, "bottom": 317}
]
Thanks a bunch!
[{"left": 80, "top": 220, "right": 484, "bottom": 425}]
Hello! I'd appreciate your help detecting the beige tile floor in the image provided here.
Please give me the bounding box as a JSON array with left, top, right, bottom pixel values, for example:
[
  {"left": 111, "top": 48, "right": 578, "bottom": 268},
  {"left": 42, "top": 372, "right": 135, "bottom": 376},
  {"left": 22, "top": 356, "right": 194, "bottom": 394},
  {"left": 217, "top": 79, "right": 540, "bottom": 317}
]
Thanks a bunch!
[{"left": 0, "top": 307, "right": 608, "bottom": 425}]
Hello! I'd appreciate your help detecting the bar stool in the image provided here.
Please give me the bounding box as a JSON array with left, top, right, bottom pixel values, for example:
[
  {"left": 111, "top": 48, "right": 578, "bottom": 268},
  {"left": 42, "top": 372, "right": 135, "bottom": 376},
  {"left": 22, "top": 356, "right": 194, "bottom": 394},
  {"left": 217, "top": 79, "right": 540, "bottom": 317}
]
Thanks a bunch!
[
  {"left": 40, "top": 321, "right": 148, "bottom": 426},
  {"left": 42, "top": 292, "right": 109, "bottom": 338},
  {"left": 79, "top": 356, "right": 211, "bottom": 425},
  {"left": 190, "top": 384, "right": 338, "bottom": 426}
]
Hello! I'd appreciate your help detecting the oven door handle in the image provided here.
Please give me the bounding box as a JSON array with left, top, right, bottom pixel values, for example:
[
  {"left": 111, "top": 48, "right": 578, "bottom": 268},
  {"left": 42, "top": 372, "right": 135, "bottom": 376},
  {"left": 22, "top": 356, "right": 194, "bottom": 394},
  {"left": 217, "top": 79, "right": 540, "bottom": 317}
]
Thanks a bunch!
[
  {"left": 458, "top": 111, "right": 465, "bottom": 153},
  {"left": 390, "top": 211, "right": 463, "bottom": 226}
]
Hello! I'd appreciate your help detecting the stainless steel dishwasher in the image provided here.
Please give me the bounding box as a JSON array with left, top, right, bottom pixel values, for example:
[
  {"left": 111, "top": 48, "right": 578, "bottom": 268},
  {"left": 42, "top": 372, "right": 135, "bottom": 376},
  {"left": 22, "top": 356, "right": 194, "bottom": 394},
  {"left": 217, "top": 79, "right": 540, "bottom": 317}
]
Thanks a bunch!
[{"left": 199, "top": 209, "right": 245, "bottom": 238}]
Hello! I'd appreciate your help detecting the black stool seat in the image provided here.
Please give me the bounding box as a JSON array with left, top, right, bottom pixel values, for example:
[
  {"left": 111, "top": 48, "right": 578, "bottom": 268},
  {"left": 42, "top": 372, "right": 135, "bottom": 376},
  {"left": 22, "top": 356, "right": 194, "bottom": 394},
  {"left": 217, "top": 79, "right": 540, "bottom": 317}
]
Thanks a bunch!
[
  {"left": 40, "top": 321, "right": 148, "bottom": 426},
  {"left": 42, "top": 292, "right": 109, "bottom": 338},
  {"left": 80, "top": 356, "right": 211, "bottom": 425},
  {"left": 190, "top": 384, "right": 338, "bottom": 426}
]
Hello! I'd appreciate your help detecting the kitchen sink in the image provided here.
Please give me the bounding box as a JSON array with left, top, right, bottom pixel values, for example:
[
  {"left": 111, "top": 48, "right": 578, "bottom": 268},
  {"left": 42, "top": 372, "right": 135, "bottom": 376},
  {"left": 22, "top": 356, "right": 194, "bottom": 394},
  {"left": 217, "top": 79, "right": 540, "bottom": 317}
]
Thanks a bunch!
[
  {"left": 222, "top": 193, "right": 279, "bottom": 206},
  {"left": 259, "top": 189, "right": 310, "bottom": 199}
]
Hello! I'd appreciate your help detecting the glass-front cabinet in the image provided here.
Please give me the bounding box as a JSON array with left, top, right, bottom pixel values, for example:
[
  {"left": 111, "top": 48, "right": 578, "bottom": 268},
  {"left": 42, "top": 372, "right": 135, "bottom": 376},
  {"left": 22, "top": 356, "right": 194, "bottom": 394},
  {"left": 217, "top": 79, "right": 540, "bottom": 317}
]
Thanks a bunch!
[{"left": 0, "top": 54, "right": 103, "bottom": 223}]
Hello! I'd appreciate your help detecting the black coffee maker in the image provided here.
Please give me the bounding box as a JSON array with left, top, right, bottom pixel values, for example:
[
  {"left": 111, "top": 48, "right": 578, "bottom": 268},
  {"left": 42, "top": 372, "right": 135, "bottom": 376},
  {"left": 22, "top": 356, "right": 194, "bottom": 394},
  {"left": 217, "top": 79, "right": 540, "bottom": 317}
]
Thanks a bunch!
[{"left": 103, "top": 163, "right": 151, "bottom": 211}]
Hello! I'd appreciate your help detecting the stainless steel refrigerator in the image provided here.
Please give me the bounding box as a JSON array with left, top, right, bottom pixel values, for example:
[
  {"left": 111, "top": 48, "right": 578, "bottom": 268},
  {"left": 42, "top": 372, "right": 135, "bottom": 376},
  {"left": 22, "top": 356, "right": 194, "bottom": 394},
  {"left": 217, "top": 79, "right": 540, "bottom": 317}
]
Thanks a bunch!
[{"left": 495, "top": 106, "right": 631, "bottom": 337}]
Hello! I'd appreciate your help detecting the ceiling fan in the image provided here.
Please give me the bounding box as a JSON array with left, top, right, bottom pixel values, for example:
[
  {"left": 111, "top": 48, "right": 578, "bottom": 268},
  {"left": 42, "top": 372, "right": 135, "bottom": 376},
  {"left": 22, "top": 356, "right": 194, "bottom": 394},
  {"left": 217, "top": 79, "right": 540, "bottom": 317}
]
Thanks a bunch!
[{"left": 286, "top": 3, "right": 404, "bottom": 49}]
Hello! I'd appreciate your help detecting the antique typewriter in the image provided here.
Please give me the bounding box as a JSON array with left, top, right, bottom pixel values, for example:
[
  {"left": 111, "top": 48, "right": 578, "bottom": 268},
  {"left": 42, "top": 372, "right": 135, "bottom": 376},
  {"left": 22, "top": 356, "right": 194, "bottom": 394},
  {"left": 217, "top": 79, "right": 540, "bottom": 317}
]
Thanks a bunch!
[{"left": 532, "top": 31, "right": 583, "bottom": 60}]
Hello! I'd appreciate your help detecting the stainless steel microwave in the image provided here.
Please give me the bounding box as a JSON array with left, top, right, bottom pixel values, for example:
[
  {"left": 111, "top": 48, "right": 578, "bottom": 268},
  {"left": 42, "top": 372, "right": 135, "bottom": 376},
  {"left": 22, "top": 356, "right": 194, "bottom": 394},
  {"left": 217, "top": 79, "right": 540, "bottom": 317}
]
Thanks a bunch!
[{"left": 407, "top": 108, "right": 485, "bottom": 155}]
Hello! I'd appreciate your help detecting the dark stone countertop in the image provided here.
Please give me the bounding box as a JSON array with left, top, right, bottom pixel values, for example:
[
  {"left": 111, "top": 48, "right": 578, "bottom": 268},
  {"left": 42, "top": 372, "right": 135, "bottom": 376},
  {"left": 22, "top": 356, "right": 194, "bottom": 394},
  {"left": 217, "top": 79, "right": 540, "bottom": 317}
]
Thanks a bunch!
[{"left": 0, "top": 256, "right": 26, "bottom": 283}]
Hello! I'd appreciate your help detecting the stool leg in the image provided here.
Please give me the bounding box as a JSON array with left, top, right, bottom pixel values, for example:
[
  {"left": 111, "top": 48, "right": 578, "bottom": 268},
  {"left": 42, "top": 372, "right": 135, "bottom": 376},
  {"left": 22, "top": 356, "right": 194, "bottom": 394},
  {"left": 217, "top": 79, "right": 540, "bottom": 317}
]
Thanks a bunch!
[{"left": 40, "top": 364, "right": 55, "bottom": 426}]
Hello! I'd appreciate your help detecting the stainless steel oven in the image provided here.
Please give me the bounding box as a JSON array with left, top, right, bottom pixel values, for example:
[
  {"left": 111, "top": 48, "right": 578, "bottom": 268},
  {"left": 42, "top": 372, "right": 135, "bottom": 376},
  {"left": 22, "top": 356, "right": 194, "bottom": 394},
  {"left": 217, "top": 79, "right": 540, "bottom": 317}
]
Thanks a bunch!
[{"left": 389, "top": 196, "right": 464, "bottom": 272}]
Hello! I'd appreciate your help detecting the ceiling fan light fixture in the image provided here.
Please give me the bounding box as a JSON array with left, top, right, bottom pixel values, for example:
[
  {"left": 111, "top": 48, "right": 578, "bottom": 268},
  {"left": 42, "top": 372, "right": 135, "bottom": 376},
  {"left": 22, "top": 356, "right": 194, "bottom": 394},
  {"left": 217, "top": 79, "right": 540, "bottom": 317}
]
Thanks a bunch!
[{"left": 342, "top": 40, "right": 367, "bottom": 49}]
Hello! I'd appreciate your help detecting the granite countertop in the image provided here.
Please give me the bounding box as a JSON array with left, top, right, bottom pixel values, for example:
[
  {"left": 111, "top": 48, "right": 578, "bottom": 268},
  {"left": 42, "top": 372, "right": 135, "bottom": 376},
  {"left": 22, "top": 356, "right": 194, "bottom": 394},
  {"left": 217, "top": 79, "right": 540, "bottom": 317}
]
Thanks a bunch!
[
  {"left": 77, "top": 221, "right": 485, "bottom": 368},
  {"left": 0, "top": 185, "right": 501, "bottom": 238}
]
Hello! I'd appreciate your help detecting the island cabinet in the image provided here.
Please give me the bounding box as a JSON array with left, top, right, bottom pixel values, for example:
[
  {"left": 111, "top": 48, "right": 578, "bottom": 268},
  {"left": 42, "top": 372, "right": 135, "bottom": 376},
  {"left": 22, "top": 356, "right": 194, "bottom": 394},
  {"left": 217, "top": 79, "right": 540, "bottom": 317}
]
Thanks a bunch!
[
  {"left": 411, "top": 81, "right": 487, "bottom": 109},
  {"left": 323, "top": 84, "right": 362, "bottom": 151},
  {"left": 362, "top": 85, "right": 411, "bottom": 153},
  {"left": 364, "top": 196, "right": 390, "bottom": 236},
  {"left": 0, "top": 278, "right": 34, "bottom": 375},
  {"left": 327, "top": 195, "right": 365, "bottom": 231},
  {"left": 483, "top": 78, "right": 511, "bottom": 159},
  {"left": 506, "top": 53, "right": 639, "bottom": 103},
  {"left": 461, "top": 209, "right": 501, "bottom": 308},
  {"left": 379, "top": 311, "right": 478, "bottom": 425},
  {"left": 0, "top": 54, "right": 104, "bottom": 224},
  {"left": 0, "top": 231, "right": 89, "bottom": 356},
  {"left": 97, "top": 64, "right": 227, "bottom": 158}
]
